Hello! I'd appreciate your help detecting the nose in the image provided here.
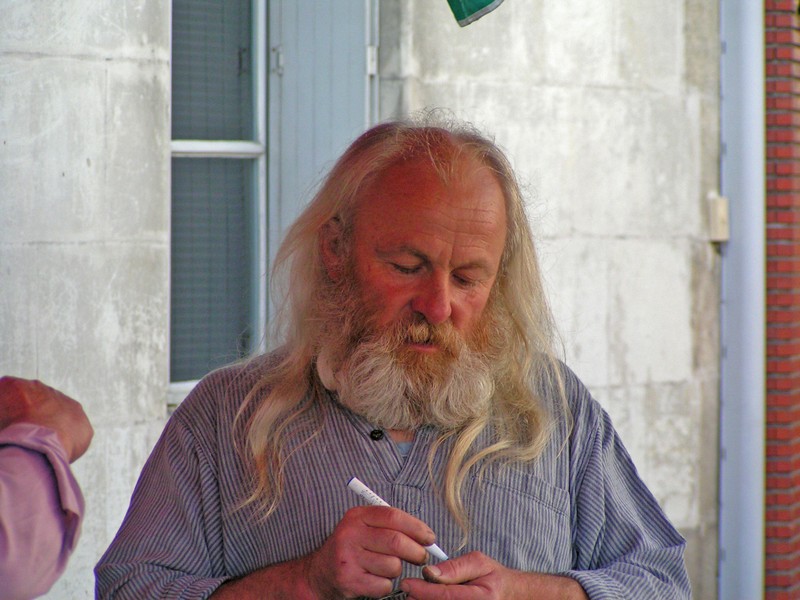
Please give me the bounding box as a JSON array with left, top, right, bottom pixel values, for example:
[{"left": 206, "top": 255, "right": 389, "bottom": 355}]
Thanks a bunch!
[{"left": 411, "top": 274, "right": 452, "bottom": 325}]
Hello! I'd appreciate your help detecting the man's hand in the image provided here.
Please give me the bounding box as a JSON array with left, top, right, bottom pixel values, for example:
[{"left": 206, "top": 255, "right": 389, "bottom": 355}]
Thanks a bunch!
[
  {"left": 211, "top": 505, "right": 437, "bottom": 599},
  {"left": 303, "top": 505, "right": 436, "bottom": 598},
  {"left": 0, "top": 376, "right": 94, "bottom": 462},
  {"left": 399, "top": 551, "right": 588, "bottom": 600}
]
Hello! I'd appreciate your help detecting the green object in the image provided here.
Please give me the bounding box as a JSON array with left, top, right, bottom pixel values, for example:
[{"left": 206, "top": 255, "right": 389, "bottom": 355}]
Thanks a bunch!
[{"left": 446, "top": 0, "right": 505, "bottom": 26}]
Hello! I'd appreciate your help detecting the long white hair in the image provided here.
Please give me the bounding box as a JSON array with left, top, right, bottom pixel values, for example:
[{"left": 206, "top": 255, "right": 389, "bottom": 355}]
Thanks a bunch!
[{"left": 236, "top": 114, "right": 566, "bottom": 532}]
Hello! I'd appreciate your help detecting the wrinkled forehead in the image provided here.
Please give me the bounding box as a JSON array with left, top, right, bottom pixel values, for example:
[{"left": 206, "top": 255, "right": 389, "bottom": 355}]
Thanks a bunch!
[{"left": 351, "top": 154, "right": 508, "bottom": 264}]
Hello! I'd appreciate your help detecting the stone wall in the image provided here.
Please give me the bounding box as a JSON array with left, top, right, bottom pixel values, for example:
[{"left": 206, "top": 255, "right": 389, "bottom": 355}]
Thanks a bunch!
[{"left": 0, "top": 1, "right": 171, "bottom": 596}]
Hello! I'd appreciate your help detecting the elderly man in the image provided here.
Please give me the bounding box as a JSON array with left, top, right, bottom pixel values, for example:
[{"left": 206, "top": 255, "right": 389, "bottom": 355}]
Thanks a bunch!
[{"left": 96, "top": 118, "right": 691, "bottom": 599}]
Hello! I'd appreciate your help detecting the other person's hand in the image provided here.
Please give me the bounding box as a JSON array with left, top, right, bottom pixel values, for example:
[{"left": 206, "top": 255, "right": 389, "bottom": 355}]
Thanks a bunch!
[{"left": 0, "top": 376, "right": 94, "bottom": 462}]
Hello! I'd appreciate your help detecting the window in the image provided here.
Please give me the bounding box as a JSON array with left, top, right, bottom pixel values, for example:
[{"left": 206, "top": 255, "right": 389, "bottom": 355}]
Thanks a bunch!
[
  {"left": 170, "top": 0, "right": 267, "bottom": 391},
  {"left": 169, "top": 0, "right": 378, "bottom": 404}
]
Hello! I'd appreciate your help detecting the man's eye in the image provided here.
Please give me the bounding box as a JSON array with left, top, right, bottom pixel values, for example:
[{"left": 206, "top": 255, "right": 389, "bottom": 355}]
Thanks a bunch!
[
  {"left": 453, "top": 273, "right": 478, "bottom": 287},
  {"left": 392, "top": 263, "right": 420, "bottom": 274}
]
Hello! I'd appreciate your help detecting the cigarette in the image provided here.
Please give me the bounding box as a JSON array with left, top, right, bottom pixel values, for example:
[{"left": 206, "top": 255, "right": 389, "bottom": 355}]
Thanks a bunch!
[{"left": 346, "top": 476, "right": 449, "bottom": 562}]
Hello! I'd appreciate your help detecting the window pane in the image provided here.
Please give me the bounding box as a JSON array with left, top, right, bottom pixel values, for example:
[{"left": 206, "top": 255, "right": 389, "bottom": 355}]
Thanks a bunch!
[
  {"left": 172, "top": 0, "right": 253, "bottom": 140},
  {"left": 171, "top": 158, "right": 255, "bottom": 381}
]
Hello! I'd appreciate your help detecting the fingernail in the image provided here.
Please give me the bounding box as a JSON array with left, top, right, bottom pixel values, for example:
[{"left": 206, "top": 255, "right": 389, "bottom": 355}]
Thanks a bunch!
[{"left": 422, "top": 565, "right": 441, "bottom": 582}]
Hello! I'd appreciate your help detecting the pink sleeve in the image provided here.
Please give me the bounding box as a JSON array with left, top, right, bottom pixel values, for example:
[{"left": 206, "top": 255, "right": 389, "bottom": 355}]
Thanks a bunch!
[{"left": 0, "top": 422, "right": 85, "bottom": 600}]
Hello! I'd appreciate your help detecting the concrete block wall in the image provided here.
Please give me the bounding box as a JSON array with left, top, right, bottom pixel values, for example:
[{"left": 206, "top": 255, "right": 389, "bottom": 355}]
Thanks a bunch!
[
  {"left": 0, "top": 1, "right": 172, "bottom": 596},
  {"left": 379, "top": 1, "right": 721, "bottom": 597}
]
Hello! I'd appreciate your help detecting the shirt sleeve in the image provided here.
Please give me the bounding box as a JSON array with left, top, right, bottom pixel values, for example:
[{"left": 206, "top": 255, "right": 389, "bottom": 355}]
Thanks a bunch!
[
  {"left": 0, "top": 422, "right": 85, "bottom": 600},
  {"left": 94, "top": 403, "right": 230, "bottom": 600},
  {"left": 562, "top": 376, "right": 692, "bottom": 599}
]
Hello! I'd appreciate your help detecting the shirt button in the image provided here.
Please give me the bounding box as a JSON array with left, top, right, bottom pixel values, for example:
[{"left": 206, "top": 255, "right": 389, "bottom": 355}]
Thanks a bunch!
[{"left": 370, "top": 429, "right": 384, "bottom": 441}]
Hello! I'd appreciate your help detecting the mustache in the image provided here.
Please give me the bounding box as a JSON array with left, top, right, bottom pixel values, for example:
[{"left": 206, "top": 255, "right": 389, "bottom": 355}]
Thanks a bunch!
[{"left": 380, "top": 316, "right": 464, "bottom": 358}]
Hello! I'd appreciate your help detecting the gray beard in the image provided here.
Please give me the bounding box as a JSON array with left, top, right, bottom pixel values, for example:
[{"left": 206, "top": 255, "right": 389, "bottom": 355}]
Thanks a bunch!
[
  {"left": 315, "top": 261, "right": 506, "bottom": 432},
  {"left": 334, "top": 330, "right": 496, "bottom": 431}
]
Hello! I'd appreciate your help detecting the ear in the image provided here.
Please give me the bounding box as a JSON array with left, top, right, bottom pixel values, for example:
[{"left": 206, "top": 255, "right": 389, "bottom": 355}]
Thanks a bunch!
[{"left": 319, "top": 218, "right": 345, "bottom": 281}]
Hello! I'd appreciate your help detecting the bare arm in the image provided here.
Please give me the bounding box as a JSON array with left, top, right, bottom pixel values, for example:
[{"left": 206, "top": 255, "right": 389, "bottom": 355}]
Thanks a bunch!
[{"left": 209, "top": 557, "right": 316, "bottom": 600}]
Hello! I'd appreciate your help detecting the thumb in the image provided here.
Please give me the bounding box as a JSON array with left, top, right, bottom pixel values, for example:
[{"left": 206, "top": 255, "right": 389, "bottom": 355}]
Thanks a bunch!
[
  {"left": 421, "top": 551, "right": 493, "bottom": 585},
  {"left": 422, "top": 564, "right": 446, "bottom": 583},
  {"left": 421, "top": 559, "right": 472, "bottom": 584}
]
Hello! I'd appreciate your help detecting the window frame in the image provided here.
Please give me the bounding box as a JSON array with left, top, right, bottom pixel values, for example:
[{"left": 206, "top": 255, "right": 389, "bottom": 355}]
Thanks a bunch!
[
  {"left": 168, "top": 0, "right": 268, "bottom": 407},
  {"left": 167, "top": 0, "right": 379, "bottom": 408}
]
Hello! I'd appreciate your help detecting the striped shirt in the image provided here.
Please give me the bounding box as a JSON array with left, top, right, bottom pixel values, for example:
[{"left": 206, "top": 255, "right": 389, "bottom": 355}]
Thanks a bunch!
[{"left": 95, "top": 354, "right": 690, "bottom": 599}]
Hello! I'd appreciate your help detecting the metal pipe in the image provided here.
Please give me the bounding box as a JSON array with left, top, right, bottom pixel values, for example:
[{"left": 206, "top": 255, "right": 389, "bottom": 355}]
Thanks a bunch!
[{"left": 718, "top": 0, "right": 766, "bottom": 597}]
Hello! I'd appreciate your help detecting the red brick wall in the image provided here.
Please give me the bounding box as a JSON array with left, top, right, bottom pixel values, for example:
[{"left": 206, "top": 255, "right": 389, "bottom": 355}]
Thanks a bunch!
[{"left": 766, "top": 2, "right": 800, "bottom": 598}]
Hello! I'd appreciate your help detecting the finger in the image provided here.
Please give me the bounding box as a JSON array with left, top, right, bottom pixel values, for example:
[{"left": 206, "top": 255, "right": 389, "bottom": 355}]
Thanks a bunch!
[
  {"left": 400, "top": 577, "right": 484, "bottom": 600},
  {"left": 355, "top": 547, "right": 404, "bottom": 579},
  {"left": 422, "top": 565, "right": 443, "bottom": 583},
  {"left": 318, "top": 509, "right": 431, "bottom": 596},
  {"left": 358, "top": 505, "right": 438, "bottom": 547},
  {"left": 361, "top": 526, "right": 429, "bottom": 566},
  {"left": 420, "top": 552, "right": 494, "bottom": 584},
  {"left": 310, "top": 533, "right": 397, "bottom": 598},
  {"left": 335, "top": 570, "right": 396, "bottom": 600},
  {"left": 350, "top": 505, "right": 438, "bottom": 564}
]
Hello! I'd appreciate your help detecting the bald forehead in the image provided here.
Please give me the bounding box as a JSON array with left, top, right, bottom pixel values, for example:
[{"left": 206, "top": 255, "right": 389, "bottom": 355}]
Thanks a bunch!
[{"left": 351, "top": 155, "right": 507, "bottom": 270}]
